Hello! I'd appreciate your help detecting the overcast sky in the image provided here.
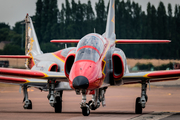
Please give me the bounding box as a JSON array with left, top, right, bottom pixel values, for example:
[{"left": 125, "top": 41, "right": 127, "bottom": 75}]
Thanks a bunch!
[{"left": 0, "top": 0, "right": 180, "bottom": 27}]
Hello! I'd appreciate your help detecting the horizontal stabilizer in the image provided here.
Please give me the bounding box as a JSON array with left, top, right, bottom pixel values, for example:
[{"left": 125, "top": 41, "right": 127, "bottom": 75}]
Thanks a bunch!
[
  {"left": 0, "top": 68, "right": 68, "bottom": 82},
  {"left": 51, "top": 40, "right": 80, "bottom": 43},
  {"left": 0, "top": 55, "right": 31, "bottom": 58},
  {"left": 116, "top": 39, "right": 171, "bottom": 44}
]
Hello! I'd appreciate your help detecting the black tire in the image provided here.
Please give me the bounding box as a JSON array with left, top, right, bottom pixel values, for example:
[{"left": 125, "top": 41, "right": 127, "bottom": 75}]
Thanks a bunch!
[
  {"left": 135, "top": 97, "right": 142, "bottom": 114},
  {"left": 28, "top": 100, "right": 32, "bottom": 109},
  {"left": 54, "top": 97, "right": 62, "bottom": 113},
  {"left": 145, "top": 95, "right": 148, "bottom": 102},
  {"left": 88, "top": 100, "right": 96, "bottom": 110},
  {"left": 23, "top": 100, "right": 32, "bottom": 109},
  {"left": 82, "top": 107, "right": 90, "bottom": 116}
]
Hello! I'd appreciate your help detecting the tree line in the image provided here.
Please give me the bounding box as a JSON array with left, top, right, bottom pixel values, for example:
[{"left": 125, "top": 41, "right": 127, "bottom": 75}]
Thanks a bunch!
[{"left": 1, "top": 0, "right": 180, "bottom": 59}]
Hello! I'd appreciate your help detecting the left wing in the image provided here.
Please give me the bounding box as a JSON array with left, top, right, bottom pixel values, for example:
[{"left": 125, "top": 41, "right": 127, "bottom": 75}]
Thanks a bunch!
[
  {"left": 123, "top": 70, "right": 180, "bottom": 84},
  {"left": 0, "top": 68, "right": 68, "bottom": 82}
]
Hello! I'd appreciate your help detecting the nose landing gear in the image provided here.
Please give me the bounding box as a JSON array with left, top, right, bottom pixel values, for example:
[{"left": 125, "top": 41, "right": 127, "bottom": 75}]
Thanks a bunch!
[
  {"left": 79, "top": 88, "right": 106, "bottom": 116},
  {"left": 80, "top": 90, "right": 90, "bottom": 116}
]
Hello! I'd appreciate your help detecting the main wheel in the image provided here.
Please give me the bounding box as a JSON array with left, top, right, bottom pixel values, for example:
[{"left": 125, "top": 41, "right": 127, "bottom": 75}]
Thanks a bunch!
[
  {"left": 23, "top": 100, "right": 32, "bottom": 109},
  {"left": 54, "top": 96, "right": 62, "bottom": 113},
  {"left": 82, "top": 107, "right": 90, "bottom": 116},
  {"left": 135, "top": 97, "right": 142, "bottom": 114},
  {"left": 145, "top": 95, "right": 148, "bottom": 102}
]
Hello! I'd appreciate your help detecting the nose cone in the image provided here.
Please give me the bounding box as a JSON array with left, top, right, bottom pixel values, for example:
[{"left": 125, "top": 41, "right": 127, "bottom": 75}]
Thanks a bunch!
[{"left": 73, "top": 76, "right": 89, "bottom": 89}]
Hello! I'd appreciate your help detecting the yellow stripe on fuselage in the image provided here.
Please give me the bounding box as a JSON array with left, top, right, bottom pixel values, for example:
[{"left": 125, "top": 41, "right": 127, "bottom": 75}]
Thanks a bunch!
[{"left": 51, "top": 53, "right": 65, "bottom": 63}]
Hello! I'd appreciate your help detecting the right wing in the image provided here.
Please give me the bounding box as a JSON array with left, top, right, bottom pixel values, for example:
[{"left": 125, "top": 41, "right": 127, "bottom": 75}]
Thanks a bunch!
[
  {"left": 0, "top": 76, "right": 47, "bottom": 86},
  {"left": 0, "top": 75, "right": 72, "bottom": 90},
  {"left": 0, "top": 68, "right": 68, "bottom": 82}
]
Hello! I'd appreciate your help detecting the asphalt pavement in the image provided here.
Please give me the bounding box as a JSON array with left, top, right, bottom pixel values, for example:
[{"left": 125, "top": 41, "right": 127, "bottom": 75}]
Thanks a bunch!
[{"left": 0, "top": 83, "right": 180, "bottom": 120}]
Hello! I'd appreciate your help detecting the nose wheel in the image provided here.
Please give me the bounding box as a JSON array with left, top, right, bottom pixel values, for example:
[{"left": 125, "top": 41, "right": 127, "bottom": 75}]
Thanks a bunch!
[
  {"left": 79, "top": 89, "right": 106, "bottom": 116},
  {"left": 82, "top": 106, "right": 90, "bottom": 116},
  {"left": 80, "top": 91, "right": 91, "bottom": 116}
]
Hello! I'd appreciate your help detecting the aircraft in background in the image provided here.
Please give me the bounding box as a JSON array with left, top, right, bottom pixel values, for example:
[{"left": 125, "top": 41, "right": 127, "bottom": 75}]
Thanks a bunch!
[{"left": 0, "top": 0, "right": 180, "bottom": 116}]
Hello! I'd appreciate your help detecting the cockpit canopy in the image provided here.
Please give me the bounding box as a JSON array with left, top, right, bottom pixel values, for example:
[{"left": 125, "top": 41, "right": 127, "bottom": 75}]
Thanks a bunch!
[{"left": 75, "top": 33, "right": 107, "bottom": 62}]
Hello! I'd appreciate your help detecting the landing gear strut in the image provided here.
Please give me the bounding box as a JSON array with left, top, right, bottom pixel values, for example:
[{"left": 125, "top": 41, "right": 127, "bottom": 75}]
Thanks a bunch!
[
  {"left": 80, "top": 90, "right": 90, "bottom": 116},
  {"left": 135, "top": 80, "right": 148, "bottom": 114},
  {"left": 48, "top": 80, "right": 63, "bottom": 113},
  {"left": 23, "top": 85, "right": 32, "bottom": 109},
  {"left": 79, "top": 88, "right": 107, "bottom": 116}
]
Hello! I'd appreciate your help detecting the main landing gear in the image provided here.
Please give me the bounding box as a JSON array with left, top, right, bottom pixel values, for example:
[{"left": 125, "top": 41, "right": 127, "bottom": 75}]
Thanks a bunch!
[
  {"left": 135, "top": 80, "right": 148, "bottom": 114},
  {"left": 22, "top": 85, "right": 32, "bottom": 109},
  {"left": 78, "top": 88, "right": 107, "bottom": 116},
  {"left": 47, "top": 80, "right": 63, "bottom": 113}
]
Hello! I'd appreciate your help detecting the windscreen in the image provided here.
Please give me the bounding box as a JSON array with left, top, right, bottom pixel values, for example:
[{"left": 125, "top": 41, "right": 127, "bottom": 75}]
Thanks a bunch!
[
  {"left": 75, "top": 34, "right": 105, "bottom": 62},
  {"left": 75, "top": 48, "right": 99, "bottom": 62},
  {"left": 77, "top": 35, "right": 104, "bottom": 54}
]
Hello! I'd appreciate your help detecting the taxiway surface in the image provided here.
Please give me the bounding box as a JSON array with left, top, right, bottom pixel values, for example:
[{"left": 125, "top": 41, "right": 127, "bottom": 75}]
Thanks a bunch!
[{"left": 0, "top": 83, "right": 180, "bottom": 120}]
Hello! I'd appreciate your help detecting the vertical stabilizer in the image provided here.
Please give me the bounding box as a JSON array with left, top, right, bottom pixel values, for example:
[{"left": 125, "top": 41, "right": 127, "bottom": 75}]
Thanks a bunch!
[
  {"left": 25, "top": 14, "right": 42, "bottom": 57},
  {"left": 103, "top": 0, "right": 116, "bottom": 40}
]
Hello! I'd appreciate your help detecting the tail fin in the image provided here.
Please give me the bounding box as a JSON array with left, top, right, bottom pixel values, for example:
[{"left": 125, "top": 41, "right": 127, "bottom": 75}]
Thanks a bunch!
[
  {"left": 25, "top": 14, "right": 42, "bottom": 57},
  {"left": 103, "top": 0, "right": 116, "bottom": 40}
]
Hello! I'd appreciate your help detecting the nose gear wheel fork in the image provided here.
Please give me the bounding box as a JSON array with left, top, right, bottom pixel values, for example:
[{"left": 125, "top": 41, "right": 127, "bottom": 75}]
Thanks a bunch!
[{"left": 80, "top": 91, "right": 90, "bottom": 116}]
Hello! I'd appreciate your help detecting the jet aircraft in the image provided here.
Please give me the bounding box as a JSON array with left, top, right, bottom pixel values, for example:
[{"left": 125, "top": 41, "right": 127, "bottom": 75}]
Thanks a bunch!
[{"left": 0, "top": 0, "right": 180, "bottom": 116}]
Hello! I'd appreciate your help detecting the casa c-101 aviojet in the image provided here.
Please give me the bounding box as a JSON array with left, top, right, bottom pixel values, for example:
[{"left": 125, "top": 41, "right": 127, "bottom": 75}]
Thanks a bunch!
[{"left": 0, "top": 0, "right": 180, "bottom": 116}]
